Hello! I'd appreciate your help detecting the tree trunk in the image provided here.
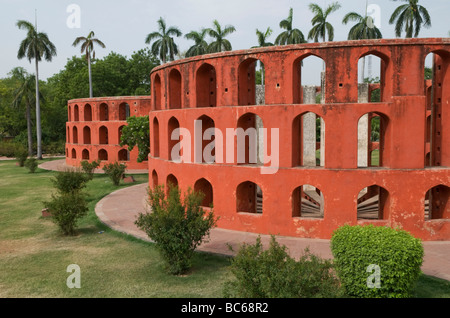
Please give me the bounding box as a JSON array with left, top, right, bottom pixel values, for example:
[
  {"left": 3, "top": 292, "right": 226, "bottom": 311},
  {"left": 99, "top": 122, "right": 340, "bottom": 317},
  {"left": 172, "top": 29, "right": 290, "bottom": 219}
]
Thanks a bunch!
[
  {"left": 26, "top": 102, "right": 33, "bottom": 156},
  {"left": 35, "top": 58, "right": 42, "bottom": 160},
  {"left": 88, "top": 53, "right": 93, "bottom": 98}
]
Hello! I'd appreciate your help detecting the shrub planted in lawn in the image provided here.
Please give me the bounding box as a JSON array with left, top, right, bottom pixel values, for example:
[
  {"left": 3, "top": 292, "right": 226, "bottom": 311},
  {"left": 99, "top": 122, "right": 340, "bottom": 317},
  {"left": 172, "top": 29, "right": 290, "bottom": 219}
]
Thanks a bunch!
[
  {"left": 15, "top": 147, "right": 28, "bottom": 167},
  {"left": 51, "top": 169, "right": 90, "bottom": 194},
  {"left": 135, "top": 184, "right": 217, "bottom": 275},
  {"left": 330, "top": 224, "right": 424, "bottom": 298},
  {"left": 80, "top": 160, "right": 100, "bottom": 180},
  {"left": 223, "top": 236, "right": 342, "bottom": 298},
  {"left": 24, "top": 157, "right": 38, "bottom": 173},
  {"left": 102, "top": 162, "right": 127, "bottom": 186}
]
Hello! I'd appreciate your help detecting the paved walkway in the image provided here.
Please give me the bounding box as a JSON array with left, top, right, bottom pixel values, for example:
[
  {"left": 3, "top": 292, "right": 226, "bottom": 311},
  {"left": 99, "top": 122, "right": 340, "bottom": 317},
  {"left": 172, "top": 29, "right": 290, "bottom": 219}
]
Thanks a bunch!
[{"left": 95, "top": 183, "right": 450, "bottom": 282}]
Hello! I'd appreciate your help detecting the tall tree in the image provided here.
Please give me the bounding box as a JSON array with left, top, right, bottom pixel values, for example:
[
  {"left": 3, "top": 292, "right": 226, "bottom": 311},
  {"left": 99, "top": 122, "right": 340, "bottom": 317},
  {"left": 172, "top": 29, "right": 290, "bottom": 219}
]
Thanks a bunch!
[
  {"left": 145, "top": 17, "right": 182, "bottom": 63},
  {"left": 275, "top": 8, "right": 306, "bottom": 45},
  {"left": 72, "top": 31, "right": 106, "bottom": 98},
  {"left": 17, "top": 19, "right": 57, "bottom": 159},
  {"left": 308, "top": 2, "right": 341, "bottom": 43},
  {"left": 185, "top": 29, "right": 209, "bottom": 57},
  {"left": 11, "top": 67, "right": 41, "bottom": 156},
  {"left": 206, "top": 20, "right": 236, "bottom": 53},
  {"left": 254, "top": 27, "right": 274, "bottom": 47},
  {"left": 389, "top": 0, "right": 431, "bottom": 38},
  {"left": 343, "top": 7, "right": 383, "bottom": 81}
]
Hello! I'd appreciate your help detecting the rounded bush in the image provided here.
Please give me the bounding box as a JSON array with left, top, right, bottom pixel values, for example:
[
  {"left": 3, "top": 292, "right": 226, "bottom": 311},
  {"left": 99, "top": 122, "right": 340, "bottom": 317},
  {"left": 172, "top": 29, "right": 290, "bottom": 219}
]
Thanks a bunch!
[{"left": 330, "top": 225, "right": 424, "bottom": 298}]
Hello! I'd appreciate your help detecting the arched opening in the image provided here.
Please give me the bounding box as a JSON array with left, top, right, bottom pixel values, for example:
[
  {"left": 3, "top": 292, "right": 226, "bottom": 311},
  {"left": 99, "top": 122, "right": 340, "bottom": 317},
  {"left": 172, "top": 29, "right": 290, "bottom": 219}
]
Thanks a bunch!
[
  {"left": 166, "top": 174, "right": 178, "bottom": 195},
  {"left": 358, "top": 113, "right": 387, "bottom": 167},
  {"left": 118, "top": 125, "right": 125, "bottom": 145},
  {"left": 425, "top": 185, "right": 450, "bottom": 220},
  {"left": 424, "top": 50, "right": 450, "bottom": 167},
  {"left": 153, "top": 74, "right": 162, "bottom": 110},
  {"left": 84, "top": 104, "right": 92, "bottom": 121},
  {"left": 358, "top": 52, "right": 390, "bottom": 103},
  {"left": 169, "top": 69, "right": 182, "bottom": 109},
  {"left": 153, "top": 117, "right": 160, "bottom": 158},
  {"left": 99, "top": 103, "right": 109, "bottom": 121},
  {"left": 238, "top": 58, "right": 265, "bottom": 106},
  {"left": 152, "top": 170, "right": 158, "bottom": 189},
  {"left": 293, "top": 54, "right": 326, "bottom": 104},
  {"left": 292, "top": 112, "right": 325, "bottom": 167},
  {"left": 72, "top": 126, "right": 78, "bottom": 144},
  {"left": 194, "top": 178, "right": 213, "bottom": 208},
  {"left": 292, "top": 185, "right": 324, "bottom": 218},
  {"left": 118, "top": 149, "right": 129, "bottom": 161},
  {"left": 67, "top": 127, "right": 70, "bottom": 143},
  {"left": 196, "top": 115, "right": 215, "bottom": 163},
  {"left": 119, "top": 103, "right": 130, "bottom": 121},
  {"left": 82, "top": 149, "right": 90, "bottom": 160},
  {"left": 71, "top": 149, "right": 76, "bottom": 159},
  {"left": 236, "top": 181, "right": 263, "bottom": 214},
  {"left": 68, "top": 106, "right": 72, "bottom": 122},
  {"left": 99, "top": 126, "right": 109, "bottom": 145},
  {"left": 196, "top": 63, "right": 216, "bottom": 107},
  {"left": 168, "top": 117, "right": 180, "bottom": 161},
  {"left": 74, "top": 105, "right": 79, "bottom": 122},
  {"left": 357, "top": 185, "right": 389, "bottom": 220},
  {"left": 98, "top": 149, "right": 108, "bottom": 161},
  {"left": 236, "top": 113, "right": 264, "bottom": 165},
  {"left": 83, "top": 126, "right": 91, "bottom": 145}
]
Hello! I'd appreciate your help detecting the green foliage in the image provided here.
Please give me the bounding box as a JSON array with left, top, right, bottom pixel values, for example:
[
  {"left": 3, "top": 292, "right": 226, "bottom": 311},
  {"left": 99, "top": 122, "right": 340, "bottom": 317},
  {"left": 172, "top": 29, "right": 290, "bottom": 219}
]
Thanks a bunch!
[
  {"left": 119, "top": 116, "right": 150, "bottom": 163},
  {"left": 14, "top": 146, "right": 28, "bottom": 167},
  {"left": 24, "top": 157, "right": 38, "bottom": 173},
  {"left": 223, "top": 236, "right": 341, "bottom": 298},
  {"left": 51, "top": 169, "right": 90, "bottom": 194},
  {"left": 102, "top": 162, "right": 127, "bottom": 186},
  {"left": 0, "top": 141, "right": 20, "bottom": 158},
  {"left": 44, "top": 191, "right": 88, "bottom": 236},
  {"left": 135, "top": 184, "right": 217, "bottom": 275},
  {"left": 331, "top": 224, "right": 424, "bottom": 298},
  {"left": 80, "top": 160, "right": 100, "bottom": 180}
]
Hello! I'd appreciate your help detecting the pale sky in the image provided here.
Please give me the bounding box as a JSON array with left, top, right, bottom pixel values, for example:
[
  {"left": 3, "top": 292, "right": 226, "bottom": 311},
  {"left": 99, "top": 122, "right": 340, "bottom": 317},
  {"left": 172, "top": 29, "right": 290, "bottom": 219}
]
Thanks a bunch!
[{"left": 1, "top": 0, "right": 449, "bottom": 85}]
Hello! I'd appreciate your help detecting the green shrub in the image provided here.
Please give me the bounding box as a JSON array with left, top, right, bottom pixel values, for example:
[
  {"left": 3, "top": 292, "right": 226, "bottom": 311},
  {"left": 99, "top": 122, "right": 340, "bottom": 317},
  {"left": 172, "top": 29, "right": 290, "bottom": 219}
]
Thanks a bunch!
[
  {"left": 135, "top": 184, "right": 217, "bottom": 275},
  {"left": 44, "top": 191, "right": 88, "bottom": 236},
  {"left": 102, "top": 162, "right": 127, "bottom": 186},
  {"left": 51, "top": 169, "right": 89, "bottom": 194},
  {"left": 223, "top": 236, "right": 341, "bottom": 298},
  {"left": 0, "top": 141, "right": 21, "bottom": 158},
  {"left": 24, "top": 157, "right": 38, "bottom": 173},
  {"left": 80, "top": 160, "right": 100, "bottom": 180},
  {"left": 15, "top": 147, "right": 28, "bottom": 167},
  {"left": 330, "top": 224, "right": 424, "bottom": 298}
]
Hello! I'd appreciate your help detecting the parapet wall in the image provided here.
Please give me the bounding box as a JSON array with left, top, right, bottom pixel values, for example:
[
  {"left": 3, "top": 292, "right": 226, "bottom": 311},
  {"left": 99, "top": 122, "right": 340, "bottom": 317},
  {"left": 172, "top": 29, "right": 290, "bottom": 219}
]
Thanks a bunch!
[{"left": 148, "top": 38, "right": 450, "bottom": 241}]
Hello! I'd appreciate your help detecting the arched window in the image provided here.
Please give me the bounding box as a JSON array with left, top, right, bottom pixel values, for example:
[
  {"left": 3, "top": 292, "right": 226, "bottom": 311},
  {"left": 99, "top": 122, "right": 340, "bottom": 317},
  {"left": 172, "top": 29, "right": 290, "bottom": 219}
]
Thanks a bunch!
[
  {"left": 118, "top": 149, "right": 129, "bottom": 161},
  {"left": 293, "top": 54, "right": 326, "bottom": 104},
  {"left": 153, "top": 74, "right": 162, "bottom": 110},
  {"left": 84, "top": 104, "right": 92, "bottom": 121},
  {"left": 152, "top": 170, "right": 158, "bottom": 189},
  {"left": 168, "top": 117, "right": 180, "bottom": 161},
  {"left": 99, "top": 126, "right": 109, "bottom": 145},
  {"left": 425, "top": 185, "right": 450, "bottom": 220},
  {"left": 238, "top": 58, "right": 266, "bottom": 106},
  {"left": 292, "top": 112, "right": 325, "bottom": 167},
  {"left": 194, "top": 178, "right": 213, "bottom": 208},
  {"left": 82, "top": 149, "right": 90, "bottom": 160},
  {"left": 68, "top": 106, "right": 72, "bottom": 122},
  {"left": 153, "top": 117, "right": 160, "bottom": 158},
  {"left": 119, "top": 103, "right": 130, "bottom": 121},
  {"left": 196, "top": 63, "right": 216, "bottom": 107},
  {"left": 118, "top": 125, "right": 125, "bottom": 145},
  {"left": 74, "top": 105, "right": 79, "bottom": 122},
  {"left": 98, "top": 149, "right": 108, "bottom": 161},
  {"left": 83, "top": 126, "right": 91, "bottom": 145},
  {"left": 67, "top": 127, "right": 70, "bottom": 143},
  {"left": 196, "top": 115, "right": 215, "bottom": 163},
  {"left": 292, "top": 185, "right": 324, "bottom": 218},
  {"left": 236, "top": 181, "right": 263, "bottom": 214},
  {"left": 99, "top": 103, "right": 109, "bottom": 121},
  {"left": 71, "top": 148, "right": 77, "bottom": 159},
  {"left": 357, "top": 51, "right": 391, "bottom": 103},
  {"left": 166, "top": 174, "right": 178, "bottom": 195},
  {"left": 236, "top": 113, "right": 264, "bottom": 165},
  {"left": 357, "top": 112, "right": 389, "bottom": 168},
  {"left": 169, "top": 69, "right": 182, "bottom": 109},
  {"left": 72, "top": 126, "right": 78, "bottom": 144},
  {"left": 357, "top": 185, "right": 389, "bottom": 220}
]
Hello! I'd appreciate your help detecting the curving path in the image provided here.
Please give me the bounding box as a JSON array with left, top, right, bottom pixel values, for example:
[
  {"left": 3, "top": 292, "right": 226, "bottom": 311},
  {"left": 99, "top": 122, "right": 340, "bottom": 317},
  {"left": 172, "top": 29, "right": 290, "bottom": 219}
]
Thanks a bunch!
[{"left": 95, "top": 183, "right": 450, "bottom": 282}]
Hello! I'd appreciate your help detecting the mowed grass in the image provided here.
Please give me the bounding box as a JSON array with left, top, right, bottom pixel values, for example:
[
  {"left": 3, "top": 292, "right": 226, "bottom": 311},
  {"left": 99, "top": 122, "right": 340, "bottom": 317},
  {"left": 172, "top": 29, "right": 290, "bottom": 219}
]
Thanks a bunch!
[
  {"left": 0, "top": 159, "right": 449, "bottom": 298},
  {"left": 0, "top": 160, "right": 232, "bottom": 298}
]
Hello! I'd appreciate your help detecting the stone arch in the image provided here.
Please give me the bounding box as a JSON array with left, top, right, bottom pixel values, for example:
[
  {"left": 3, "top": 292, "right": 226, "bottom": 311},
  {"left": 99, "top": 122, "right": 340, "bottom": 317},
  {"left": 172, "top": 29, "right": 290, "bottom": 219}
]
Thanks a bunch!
[
  {"left": 118, "top": 149, "right": 129, "bottom": 161},
  {"left": 238, "top": 57, "right": 266, "bottom": 106},
  {"left": 292, "top": 111, "right": 325, "bottom": 167},
  {"left": 118, "top": 125, "right": 125, "bottom": 145},
  {"left": 98, "top": 149, "right": 108, "bottom": 161},
  {"left": 151, "top": 170, "right": 158, "bottom": 189},
  {"left": 153, "top": 117, "right": 160, "bottom": 158},
  {"left": 196, "top": 63, "right": 216, "bottom": 107},
  {"left": 425, "top": 184, "right": 450, "bottom": 220},
  {"left": 72, "top": 126, "right": 78, "bottom": 144},
  {"left": 166, "top": 174, "right": 178, "bottom": 194},
  {"left": 236, "top": 113, "right": 264, "bottom": 165},
  {"left": 169, "top": 69, "right": 182, "bottom": 109},
  {"left": 99, "top": 103, "right": 109, "bottom": 121},
  {"left": 293, "top": 53, "right": 326, "bottom": 104},
  {"left": 153, "top": 74, "right": 162, "bottom": 110},
  {"left": 84, "top": 104, "right": 92, "bottom": 121},
  {"left": 194, "top": 178, "right": 213, "bottom": 208},
  {"left": 357, "top": 50, "right": 391, "bottom": 103},
  {"left": 357, "top": 184, "right": 390, "bottom": 220},
  {"left": 82, "top": 149, "right": 90, "bottom": 160},
  {"left": 83, "top": 126, "right": 91, "bottom": 145},
  {"left": 168, "top": 117, "right": 180, "bottom": 161},
  {"left": 71, "top": 148, "right": 77, "bottom": 159},
  {"left": 196, "top": 115, "right": 215, "bottom": 163},
  {"left": 292, "top": 184, "right": 324, "bottom": 218},
  {"left": 99, "top": 126, "right": 109, "bottom": 145},
  {"left": 357, "top": 112, "right": 389, "bottom": 168},
  {"left": 236, "top": 181, "right": 263, "bottom": 214},
  {"left": 74, "top": 105, "right": 79, "bottom": 122},
  {"left": 119, "top": 103, "right": 130, "bottom": 121}
]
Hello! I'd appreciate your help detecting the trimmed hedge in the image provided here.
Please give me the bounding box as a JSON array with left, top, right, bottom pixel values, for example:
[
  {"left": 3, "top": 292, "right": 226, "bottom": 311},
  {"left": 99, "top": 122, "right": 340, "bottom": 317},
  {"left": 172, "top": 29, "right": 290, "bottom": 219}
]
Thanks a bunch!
[{"left": 331, "top": 224, "right": 424, "bottom": 298}]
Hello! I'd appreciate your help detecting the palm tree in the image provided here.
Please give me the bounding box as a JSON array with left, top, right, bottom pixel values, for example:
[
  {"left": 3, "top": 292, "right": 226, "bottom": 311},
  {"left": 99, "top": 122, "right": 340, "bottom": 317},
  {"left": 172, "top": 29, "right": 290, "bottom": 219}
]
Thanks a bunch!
[
  {"left": 343, "top": 8, "right": 383, "bottom": 81},
  {"left": 253, "top": 27, "right": 274, "bottom": 48},
  {"left": 145, "top": 17, "right": 182, "bottom": 63},
  {"left": 185, "top": 29, "right": 209, "bottom": 57},
  {"left": 11, "top": 67, "right": 42, "bottom": 156},
  {"left": 275, "top": 8, "right": 306, "bottom": 45},
  {"left": 17, "top": 19, "right": 57, "bottom": 160},
  {"left": 308, "top": 2, "right": 341, "bottom": 43},
  {"left": 389, "top": 0, "right": 431, "bottom": 38},
  {"left": 206, "top": 20, "right": 236, "bottom": 53},
  {"left": 72, "top": 31, "right": 106, "bottom": 98}
]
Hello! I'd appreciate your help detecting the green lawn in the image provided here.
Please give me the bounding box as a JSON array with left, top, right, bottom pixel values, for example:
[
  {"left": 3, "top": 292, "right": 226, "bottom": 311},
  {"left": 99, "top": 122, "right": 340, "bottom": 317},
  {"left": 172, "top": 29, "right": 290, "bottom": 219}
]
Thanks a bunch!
[{"left": 0, "top": 159, "right": 448, "bottom": 298}]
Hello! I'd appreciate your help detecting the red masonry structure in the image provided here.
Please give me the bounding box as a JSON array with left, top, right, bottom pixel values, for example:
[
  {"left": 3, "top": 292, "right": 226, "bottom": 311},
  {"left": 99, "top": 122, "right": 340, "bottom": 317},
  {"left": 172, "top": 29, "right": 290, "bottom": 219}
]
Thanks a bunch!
[
  {"left": 148, "top": 38, "right": 450, "bottom": 241},
  {"left": 66, "top": 96, "right": 151, "bottom": 170}
]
